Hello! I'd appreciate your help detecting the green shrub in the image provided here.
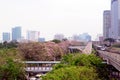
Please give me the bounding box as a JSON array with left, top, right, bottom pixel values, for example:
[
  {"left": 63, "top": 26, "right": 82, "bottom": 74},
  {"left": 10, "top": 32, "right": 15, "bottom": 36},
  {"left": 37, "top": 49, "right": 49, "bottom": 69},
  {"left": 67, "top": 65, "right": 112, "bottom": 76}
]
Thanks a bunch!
[
  {"left": 52, "top": 53, "right": 109, "bottom": 80},
  {"left": 0, "top": 48, "right": 25, "bottom": 80},
  {"left": 42, "top": 66, "right": 100, "bottom": 80},
  {"left": 60, "top": 53, "right": 103, "bottom": 67}
]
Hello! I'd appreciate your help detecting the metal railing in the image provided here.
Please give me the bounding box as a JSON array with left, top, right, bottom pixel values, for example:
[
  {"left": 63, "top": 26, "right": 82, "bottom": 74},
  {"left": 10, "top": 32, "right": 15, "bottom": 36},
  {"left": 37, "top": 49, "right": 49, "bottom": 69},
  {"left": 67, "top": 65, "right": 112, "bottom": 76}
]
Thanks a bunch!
[
  {"left": 24, "top": 61, "right": 60, "bottom": 72},
  {"left": 98, "top": 50, "right": 120, "bottom": 71}
]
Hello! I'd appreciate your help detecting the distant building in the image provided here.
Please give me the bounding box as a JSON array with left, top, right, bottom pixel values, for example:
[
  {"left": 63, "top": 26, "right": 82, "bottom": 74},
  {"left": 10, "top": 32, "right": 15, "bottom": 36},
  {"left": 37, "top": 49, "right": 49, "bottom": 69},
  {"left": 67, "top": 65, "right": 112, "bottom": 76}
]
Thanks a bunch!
[
  {"left": 99, "top": 36, "right": 104, "bottom": 42},
  {"left": 2, "top": 32, "right": 10, "bottom": 41},
  {"left": 38, "top": 38, "right": 45, "bottom": 42},
  {"left": 72, "top": 33, "right": 91, "bottom": 42},
  {"left": 72, "top": 34, "right": 80, "bottom": 41},
  {"left": 12, "top": 26, "right": 21, "bottom": 41},
  {"left": 96, "top": 34, "right": 103, "bottom": 41},
  {"left": 27, "top": 30, "right": 40, "bottom": 42},
  {"left": 110, "top": 0, "right": 120, "bottom": 39},
  {"left": 79, "top": 33, "right": 91, "bottom": 42},
  {"left": 54, "top": 34, "right": 64, "bottom": 41},
  {"left": 103, "top": 10, "right": 111, "bottom": 39}
]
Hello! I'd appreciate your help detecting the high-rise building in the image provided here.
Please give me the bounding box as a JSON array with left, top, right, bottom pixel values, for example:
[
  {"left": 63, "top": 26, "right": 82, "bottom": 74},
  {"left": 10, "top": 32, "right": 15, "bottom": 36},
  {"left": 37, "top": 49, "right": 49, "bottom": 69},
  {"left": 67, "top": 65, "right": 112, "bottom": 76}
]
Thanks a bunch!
[
  {"left": 103, "top": 10, "right": 111, "bottom": 39},
  {"left": 110, "top": 0, "right": 120, "bottom": 39},
  {"left": 2, "top": 32, "right": 10, "bottom": 41},
  {"left": 79, "top": 33, "right": 91, "bottom": 42},
  {"left": 27, "top": 30, "right": 40, "bottom": 42},
  {"left": 54, "top": 34, "right": 64, "bottom": 41},
  {"left": 12, "top": 26, "right": 21, "bottom": 41}
]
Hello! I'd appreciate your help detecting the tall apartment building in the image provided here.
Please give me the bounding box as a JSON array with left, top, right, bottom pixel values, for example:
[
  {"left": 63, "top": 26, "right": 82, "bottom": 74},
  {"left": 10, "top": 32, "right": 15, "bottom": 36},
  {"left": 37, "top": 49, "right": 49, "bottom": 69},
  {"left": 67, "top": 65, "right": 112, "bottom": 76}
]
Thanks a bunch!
[
  {"left": 103, "top": 10, "right": 111, "bottom": 39},
  {"left": 12, "top": 26, "right": 21, "bottom": 41},
  {"left": 2, "top": 32, "right": 10, "bottom": 41},
  {"left": 27, "top": 30, "right": 40, "bottom": 42},
  {"left": 110, "top": 0, "right": 120, "bottom": 39}
]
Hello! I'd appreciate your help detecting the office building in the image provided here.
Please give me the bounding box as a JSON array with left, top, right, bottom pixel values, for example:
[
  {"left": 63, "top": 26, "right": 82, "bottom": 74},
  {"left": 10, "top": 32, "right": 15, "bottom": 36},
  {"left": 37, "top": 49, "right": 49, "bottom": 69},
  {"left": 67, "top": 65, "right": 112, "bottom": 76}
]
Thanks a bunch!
[
  {"left": 12, "top": 26, "right": 21, "bottom": 41},
  {"left": 103, "top": 10, "right": 111, "bottom": 39},
  {"left": 2, "top": 32, "right": 10, "bottom": 41},
  {"left": 110, "top": 0, "right": 120, "bottom": 39},
  {"left": 27, "top": 30, "right": 40, "bottom": 42}
]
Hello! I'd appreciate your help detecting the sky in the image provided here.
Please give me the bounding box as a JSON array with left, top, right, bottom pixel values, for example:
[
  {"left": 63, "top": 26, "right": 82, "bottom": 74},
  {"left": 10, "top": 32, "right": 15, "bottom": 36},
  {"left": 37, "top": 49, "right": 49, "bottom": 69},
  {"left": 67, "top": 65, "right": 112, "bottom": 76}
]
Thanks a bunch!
[{"left": 0, "top": 0, "right": 110, "bottom": 41}]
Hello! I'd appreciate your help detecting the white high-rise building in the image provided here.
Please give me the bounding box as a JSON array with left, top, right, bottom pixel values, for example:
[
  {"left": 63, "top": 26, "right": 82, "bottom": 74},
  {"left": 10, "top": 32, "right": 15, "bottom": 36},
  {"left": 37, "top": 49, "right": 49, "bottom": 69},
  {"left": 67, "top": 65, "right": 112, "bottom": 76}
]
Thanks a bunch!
[
  {"left": 110, "top": 0, "right": 120, "bottom": 39},
  {"left": 27, "top": 30, "right": 40, "bottom": 42},
  {"left": 103, "top": 10, "right": 111, "bottom": 39}
]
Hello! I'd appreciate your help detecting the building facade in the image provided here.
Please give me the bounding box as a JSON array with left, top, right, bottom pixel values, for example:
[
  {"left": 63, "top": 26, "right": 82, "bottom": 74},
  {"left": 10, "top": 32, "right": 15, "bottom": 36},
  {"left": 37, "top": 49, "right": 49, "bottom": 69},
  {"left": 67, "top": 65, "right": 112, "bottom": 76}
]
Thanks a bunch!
[
  {"left": 27, "top": 30, "right": 40, "bottom": 42},
  {"left": 2, "top": 32, "right": 10, "bottom": 41},
  {"left": 103, "top": 10, "right": 111, "bottom": 39},
  {"left": 12, "top": 26, "right": 21, "bottom": 41},
  {"left": 110, "top": 0, "right": 120, "bottom": 39}
]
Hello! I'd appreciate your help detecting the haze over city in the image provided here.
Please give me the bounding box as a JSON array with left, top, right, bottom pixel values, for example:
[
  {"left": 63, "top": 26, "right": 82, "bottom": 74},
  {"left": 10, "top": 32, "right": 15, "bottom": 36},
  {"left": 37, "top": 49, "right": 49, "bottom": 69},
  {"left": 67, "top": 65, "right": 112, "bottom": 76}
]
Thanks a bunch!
[
  {"left": 0, "top": 0, "right": 110, "bottom": 41},
  {"left": 1, "top": 0, "right": 120, "bottom": 80}
]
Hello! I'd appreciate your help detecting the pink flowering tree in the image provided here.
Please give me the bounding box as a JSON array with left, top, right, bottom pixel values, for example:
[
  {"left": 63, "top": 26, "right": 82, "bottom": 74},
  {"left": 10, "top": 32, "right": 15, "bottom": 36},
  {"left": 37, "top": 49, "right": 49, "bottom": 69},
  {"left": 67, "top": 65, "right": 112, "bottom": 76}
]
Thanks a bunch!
[
  {"left": 44, "top": 42, "right": 64, "bottom": 61},
  {"left": 18, "top": 42, "right": 50, "bottom": 61}
]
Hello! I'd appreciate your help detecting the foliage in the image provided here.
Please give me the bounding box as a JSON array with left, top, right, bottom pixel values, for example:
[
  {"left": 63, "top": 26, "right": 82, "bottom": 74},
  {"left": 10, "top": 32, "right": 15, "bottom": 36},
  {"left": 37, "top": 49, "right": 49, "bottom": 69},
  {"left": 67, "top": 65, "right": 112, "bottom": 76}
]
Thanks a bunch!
[
  {"left": 51, "top": 39, "right": 61, "bottom": 43},
  {"left": 60, "top": 54, "right": 103, "bottom": 67},
  {"left": 18, "top": 42, "right": 64, "bottom": 61},
  {"left": 18, "top": 41, "right": 86, "bottom": 61},
  {"left": 43, "top": 53, "right": 110, "bottom": 80},
  {"left": 42, "top": 66, "right": 100, "bottom": 80},
  {"left": 45, "top": 42, "right": 64, "bottom": 61},
  {"left": 0, "top": 41, "right": 18, "bottom": 49},
  {"left": 104, "top": 38, "right": 115, "bottom": 47},
  {"left": 18, "top": 42, "right": 47, "bottom": 61},
  {"left": 0, "top": 48, "right": 25, "bottom": 80},
  {"left": 58, "top": 41, "right": 70, "bottom": 54},
  {"left": 104, "top": 38, "right": 115, "bottom": 42}
]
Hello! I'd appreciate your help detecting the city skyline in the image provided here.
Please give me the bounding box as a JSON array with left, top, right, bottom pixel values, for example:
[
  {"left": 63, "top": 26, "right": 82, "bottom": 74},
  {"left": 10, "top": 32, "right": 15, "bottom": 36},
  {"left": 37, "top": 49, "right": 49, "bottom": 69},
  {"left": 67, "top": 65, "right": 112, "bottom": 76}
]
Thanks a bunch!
[
  {"left": 1, "top": 26, "right": 92, "bottom": 42},
  {"left": 0, "top": 0, "right": 110, "bottom": 41}
]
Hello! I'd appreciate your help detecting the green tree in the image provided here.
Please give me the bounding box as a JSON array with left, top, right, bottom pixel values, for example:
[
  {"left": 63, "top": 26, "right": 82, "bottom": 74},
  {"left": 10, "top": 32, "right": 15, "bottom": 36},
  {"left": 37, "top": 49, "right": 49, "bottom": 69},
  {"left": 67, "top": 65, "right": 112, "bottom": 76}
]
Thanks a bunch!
[
  {"left": 0, "top": 48, "right": 26, "bottom": 80},
  {"left": 0, "top": 41, "right": 18, "bottom": 49},
  {"left": 51, "top": 39, "right": 61, "bottom": 43},
  {"left": 60, "top": 54, "right": 103, "bottom": 67},
  {"left": 50, "top": 53, "right": 109, "bottom": 80},
  {"left": 42, "top": 66, "right": 100, "bottom": 80},
  {"left": 104, "top": 38, "right": 115, "bottom": 47}
]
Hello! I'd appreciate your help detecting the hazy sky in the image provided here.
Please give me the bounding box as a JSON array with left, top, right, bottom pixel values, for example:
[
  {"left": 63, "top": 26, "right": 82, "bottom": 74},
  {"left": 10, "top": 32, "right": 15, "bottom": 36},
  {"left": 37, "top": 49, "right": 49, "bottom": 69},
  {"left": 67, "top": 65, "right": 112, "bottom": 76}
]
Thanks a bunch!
[{"left": 0, "top": 0, "right": 110, "bottom": 40}]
